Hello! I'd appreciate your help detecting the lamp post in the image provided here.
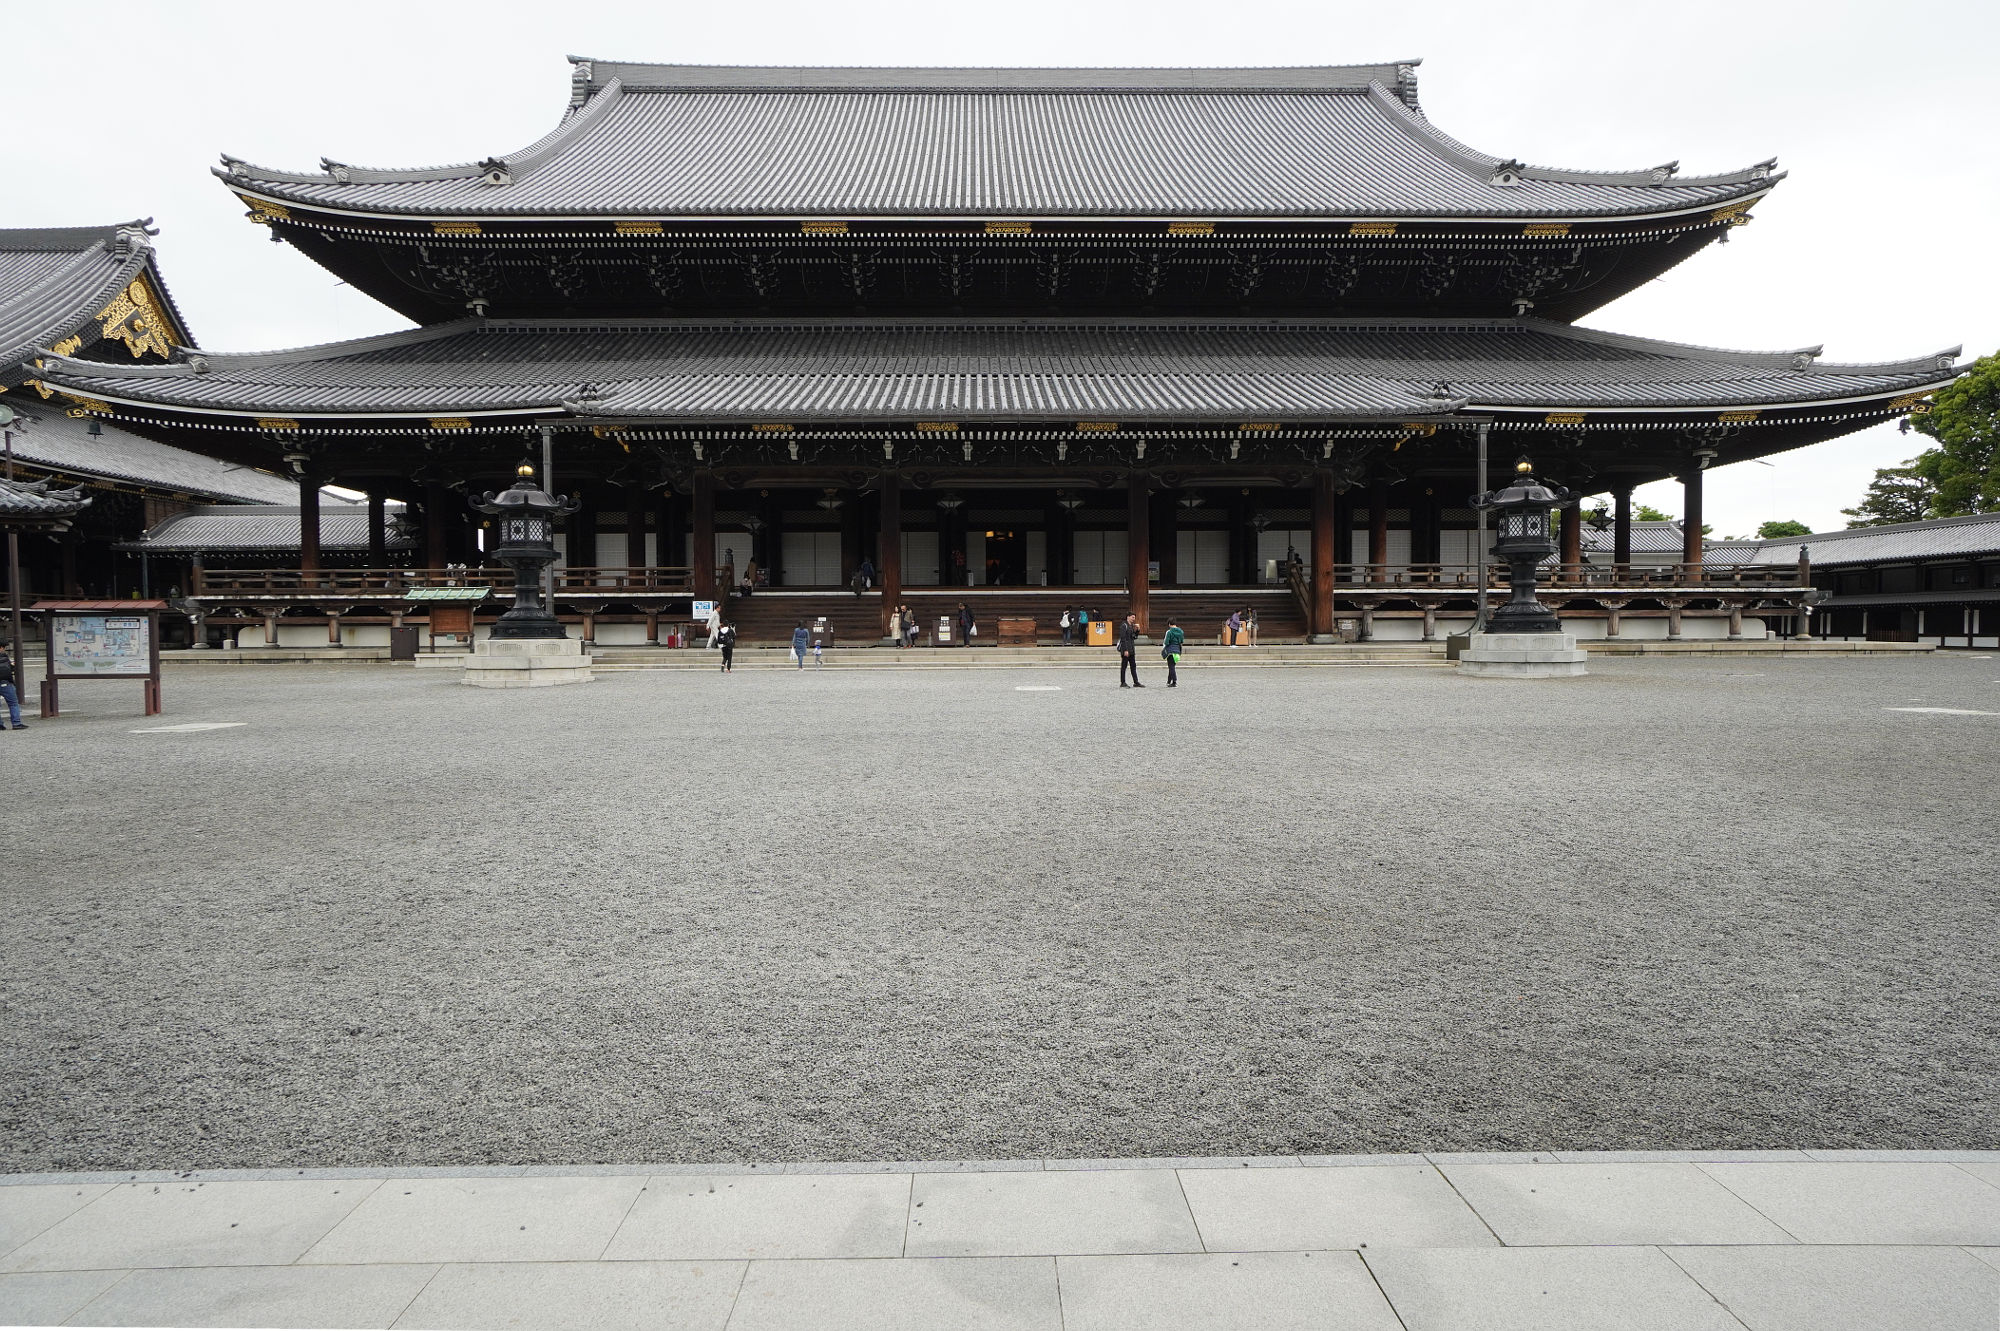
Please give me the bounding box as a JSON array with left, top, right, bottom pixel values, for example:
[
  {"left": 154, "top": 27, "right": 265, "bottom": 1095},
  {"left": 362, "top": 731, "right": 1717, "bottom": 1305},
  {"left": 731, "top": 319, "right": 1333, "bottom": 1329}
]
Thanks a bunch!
[
  {"left": 1471, "top": 456, "right": 1571, "bottom": 635},
  {"left": 470, "top": 463, "right": 578, "bottom": 639}
]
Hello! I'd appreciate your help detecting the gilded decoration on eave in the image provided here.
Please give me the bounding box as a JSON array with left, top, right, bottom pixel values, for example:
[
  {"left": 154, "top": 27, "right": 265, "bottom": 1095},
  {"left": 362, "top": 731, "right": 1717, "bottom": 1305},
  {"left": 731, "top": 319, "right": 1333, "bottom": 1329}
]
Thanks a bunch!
[{"left": 94, "top": 272, "right": 181, "bottom": 360}]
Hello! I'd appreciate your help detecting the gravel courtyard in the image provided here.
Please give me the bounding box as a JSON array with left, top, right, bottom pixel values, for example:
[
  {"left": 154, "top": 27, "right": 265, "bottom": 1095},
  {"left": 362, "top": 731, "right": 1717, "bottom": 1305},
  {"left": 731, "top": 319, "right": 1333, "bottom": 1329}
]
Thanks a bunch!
[{"left": 2, "top": 651, "right": 1996, "bottom": 1172}]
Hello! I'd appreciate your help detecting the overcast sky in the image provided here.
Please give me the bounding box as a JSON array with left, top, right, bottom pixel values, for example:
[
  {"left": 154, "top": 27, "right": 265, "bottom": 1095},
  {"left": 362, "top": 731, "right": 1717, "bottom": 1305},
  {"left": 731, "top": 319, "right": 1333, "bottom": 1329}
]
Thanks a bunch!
[{"left": 9, "top": 0, "right": 1994, "bottom": 536}]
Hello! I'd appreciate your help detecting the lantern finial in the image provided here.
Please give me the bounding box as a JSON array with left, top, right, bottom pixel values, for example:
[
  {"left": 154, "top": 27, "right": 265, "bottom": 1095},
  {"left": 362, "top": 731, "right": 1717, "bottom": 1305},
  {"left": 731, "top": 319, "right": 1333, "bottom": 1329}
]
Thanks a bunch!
[
  {"left": 516, "top": 461, "right": 536, "bottom": 479},
  {"left": 1514, "top": 456, "right": 1534, "bottom": 475}
]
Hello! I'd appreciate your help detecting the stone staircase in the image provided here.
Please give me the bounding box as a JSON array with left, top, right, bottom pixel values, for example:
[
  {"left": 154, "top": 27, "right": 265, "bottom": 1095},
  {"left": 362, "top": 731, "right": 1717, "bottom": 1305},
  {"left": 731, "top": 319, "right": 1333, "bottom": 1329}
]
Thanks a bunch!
[{"left": 590, "top": 642, "right": 1446, "bottom": 670}]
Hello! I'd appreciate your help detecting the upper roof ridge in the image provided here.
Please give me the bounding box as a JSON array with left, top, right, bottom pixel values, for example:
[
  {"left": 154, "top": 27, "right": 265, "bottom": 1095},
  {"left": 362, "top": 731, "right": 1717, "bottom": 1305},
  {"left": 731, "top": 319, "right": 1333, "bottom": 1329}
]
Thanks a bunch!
[{"left": 563, "top": 57, "right": 1425, "bottom": 96}]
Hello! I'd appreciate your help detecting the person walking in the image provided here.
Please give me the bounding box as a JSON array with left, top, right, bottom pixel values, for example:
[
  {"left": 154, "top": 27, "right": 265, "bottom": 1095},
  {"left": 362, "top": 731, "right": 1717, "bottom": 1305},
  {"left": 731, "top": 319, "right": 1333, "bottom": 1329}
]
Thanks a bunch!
[
  {"left": 706, "top": 602, "right": 723, "bottom": 649},
  {"left": 1116, "top": 613, "right": 1143, "bottom": 687},
  {"left": 791, "top": 621, "right": 810, "bottom": 669},
  {"left": 1161, "top": 617, "right": 1185, "bottom": 687},
  {"left": 0, "top": 649, "right": 25, "bottom": 729},
  {"left": 858, "top": 556, "right": 875, "bottom": 592},
  {"left": 1059, "top": 606, "right": 1074, "bottom": 647},
  {"left": 717, "top": 621, "right": 737, "bottom": 672}
]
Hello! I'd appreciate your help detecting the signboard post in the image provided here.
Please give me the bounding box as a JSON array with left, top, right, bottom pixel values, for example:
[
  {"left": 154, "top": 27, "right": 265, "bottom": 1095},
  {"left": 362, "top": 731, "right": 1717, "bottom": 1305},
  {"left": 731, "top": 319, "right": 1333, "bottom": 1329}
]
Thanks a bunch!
[{"left": 33, "top": 601, "right": 167, "bottom": 718}]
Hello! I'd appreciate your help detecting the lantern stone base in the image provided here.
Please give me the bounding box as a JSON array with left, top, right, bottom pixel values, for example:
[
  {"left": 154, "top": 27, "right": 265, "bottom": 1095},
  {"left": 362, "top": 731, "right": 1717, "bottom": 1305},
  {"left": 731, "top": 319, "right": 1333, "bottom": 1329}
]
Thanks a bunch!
[
  {"left": 461, "top": 637, "right": 595, "bottom": 688},
  {"left": 1457, "top": 631, "right": 1589, "bottom": 678}
]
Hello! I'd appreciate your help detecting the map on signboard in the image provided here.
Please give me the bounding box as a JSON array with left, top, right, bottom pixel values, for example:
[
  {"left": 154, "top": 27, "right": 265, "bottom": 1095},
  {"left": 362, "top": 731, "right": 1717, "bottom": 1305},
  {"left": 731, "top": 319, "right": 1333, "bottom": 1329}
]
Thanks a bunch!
[{"left": 52, "top": 614, "right": 151, "bottom": 676}]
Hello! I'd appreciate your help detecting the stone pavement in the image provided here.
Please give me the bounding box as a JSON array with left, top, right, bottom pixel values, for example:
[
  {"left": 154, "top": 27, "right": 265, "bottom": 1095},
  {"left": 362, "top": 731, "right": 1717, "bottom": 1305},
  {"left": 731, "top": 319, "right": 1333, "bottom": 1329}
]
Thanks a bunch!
[{"left": 2, "top": 1152, "right": 1996, "bottom": 1329}]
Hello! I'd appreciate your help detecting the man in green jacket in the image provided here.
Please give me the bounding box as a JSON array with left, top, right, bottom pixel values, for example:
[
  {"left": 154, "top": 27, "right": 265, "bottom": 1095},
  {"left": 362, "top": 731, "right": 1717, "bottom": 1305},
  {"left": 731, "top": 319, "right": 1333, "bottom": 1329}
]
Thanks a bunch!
[{"left": 1161, "top": 618, "right": 1185, "bottom": 688}]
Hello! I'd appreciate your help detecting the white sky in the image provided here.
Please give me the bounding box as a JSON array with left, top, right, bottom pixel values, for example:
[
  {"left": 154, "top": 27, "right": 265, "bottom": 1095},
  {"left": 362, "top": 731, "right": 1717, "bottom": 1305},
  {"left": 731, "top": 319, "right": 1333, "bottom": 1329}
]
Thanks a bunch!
[{"left": 8, "top": 0, "right": 1995, "bottom": 537}]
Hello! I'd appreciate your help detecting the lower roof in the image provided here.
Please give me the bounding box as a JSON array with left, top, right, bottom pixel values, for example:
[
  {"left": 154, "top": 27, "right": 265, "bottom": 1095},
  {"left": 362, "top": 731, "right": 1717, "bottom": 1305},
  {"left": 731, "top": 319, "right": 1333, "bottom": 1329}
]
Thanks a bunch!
[
  {"left": 121, "top": 501, "right": 408, "bottom": 555},
  {"left": 0, "top": 399, "right": 297, "bottom": 502},
  {"left": 1709, "top": 512, "right": 2000, "bottom": 567},
  {"left": 27, "top": 316, "right": 1960, "bottom": 425}
]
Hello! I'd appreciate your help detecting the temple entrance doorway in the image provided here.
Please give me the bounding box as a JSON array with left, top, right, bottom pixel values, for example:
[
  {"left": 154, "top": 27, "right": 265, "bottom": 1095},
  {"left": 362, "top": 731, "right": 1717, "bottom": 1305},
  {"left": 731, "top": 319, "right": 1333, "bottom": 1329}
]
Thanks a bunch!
[{"left": 982, "top": 529, "right": 1028, "bottom": 585}]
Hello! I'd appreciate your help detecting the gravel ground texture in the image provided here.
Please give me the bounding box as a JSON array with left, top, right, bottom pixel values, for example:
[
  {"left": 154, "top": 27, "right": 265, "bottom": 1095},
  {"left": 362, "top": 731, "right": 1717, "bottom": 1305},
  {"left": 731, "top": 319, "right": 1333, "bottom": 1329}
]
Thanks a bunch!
[{"left": 2, "top": 651, "right": 1997, "bottom": 1172}]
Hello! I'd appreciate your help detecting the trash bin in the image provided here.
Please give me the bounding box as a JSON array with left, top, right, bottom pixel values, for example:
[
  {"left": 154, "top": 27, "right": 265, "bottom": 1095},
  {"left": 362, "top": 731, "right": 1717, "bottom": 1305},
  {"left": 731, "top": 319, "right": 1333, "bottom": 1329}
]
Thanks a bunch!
[{"left": 1087, "top": 620, "right": 1113, "bottom": 646}]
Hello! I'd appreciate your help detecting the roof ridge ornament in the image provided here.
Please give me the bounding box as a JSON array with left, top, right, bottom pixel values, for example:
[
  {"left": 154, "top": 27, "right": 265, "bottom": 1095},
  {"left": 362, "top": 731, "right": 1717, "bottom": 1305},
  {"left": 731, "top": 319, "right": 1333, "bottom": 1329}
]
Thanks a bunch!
[
  {"left": 570, "top": 60, "right": 594, "bottom": 109},
  {"left": 1487, "top": 159, "right": 1524, "bottom": 188},
  {"left": 478, "top": 157, "right": 513, "bottom": 187},
  {"left": 1790, "top": 346, "right": 1823, "bottom": 371}
]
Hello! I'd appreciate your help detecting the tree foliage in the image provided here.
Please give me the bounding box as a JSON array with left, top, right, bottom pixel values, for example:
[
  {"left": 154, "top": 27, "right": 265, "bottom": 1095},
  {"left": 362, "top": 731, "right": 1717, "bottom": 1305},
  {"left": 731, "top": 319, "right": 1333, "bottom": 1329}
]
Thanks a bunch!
[
  {"left": 1756, "top": 520, "right": 1812, "bottom": 538},
  {"left": 1842, "top": 466, "right": 1936, "bottom": 527},
  {"left": 1909, "top": 350, "right": 2000, "bottom": 516},
  {"left": 1846, "top": 351, "right": 1999, "bottom": 527},
  {"left": 1635, "top": 504, "right": 1672, "bottom": 522}
]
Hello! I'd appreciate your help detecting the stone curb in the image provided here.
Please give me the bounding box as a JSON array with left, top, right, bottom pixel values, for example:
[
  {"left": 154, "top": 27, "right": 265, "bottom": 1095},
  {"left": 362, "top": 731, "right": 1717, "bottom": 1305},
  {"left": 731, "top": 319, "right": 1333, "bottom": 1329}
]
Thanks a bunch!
[{"left": 5, "top": 1148, "right": 1995, "bottom": 1187}]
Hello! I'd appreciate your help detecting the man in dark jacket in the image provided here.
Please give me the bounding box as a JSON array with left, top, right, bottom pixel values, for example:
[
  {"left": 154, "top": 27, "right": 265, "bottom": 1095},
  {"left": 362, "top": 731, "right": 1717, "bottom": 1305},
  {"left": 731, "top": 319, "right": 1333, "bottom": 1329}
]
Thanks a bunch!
[
  {"left": 1116, "top": 614, "right": 1143, "bottom": 688},
  {"left": 0, "top": 650, "right": 23, "bottom": 729}
]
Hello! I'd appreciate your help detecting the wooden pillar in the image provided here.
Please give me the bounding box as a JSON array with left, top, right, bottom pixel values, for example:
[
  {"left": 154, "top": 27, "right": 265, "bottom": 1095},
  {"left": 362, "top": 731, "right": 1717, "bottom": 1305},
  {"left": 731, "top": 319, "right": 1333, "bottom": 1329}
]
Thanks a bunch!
[
  {"left": 1368, "top": 480, "right": 1389, "bottom": 583},
  {"left": 60, "top": 533, "right": 80, "bottom": 596},
  {"left": 879, "top": 469, "right": 901, "bottom": 637},
  {"left": 1127, "top": 471, "right": 1150, "bottom": 630},
  {"left": 1332, "top": 488, "right": 1353, "bottom": 584},
  {"left": 366, "top": 492, "right": 387, "bottom": 565},
  {"left": 1682, "top": 467, "right": 1704, "bottom": 576},
  {"left": 1613, "top": 486, "right": 1633, "bottom": 572},
  {"left": 691, "top": 469, "right": 715, "bottom": 598},
  {"left": 298, "top": 475, "right": 321, "bottom": 577},
  {"left": 1311, "top": 470, "right": 1335, "bottom": 639},
  {"left": 626, "top": 485, "right": 648, "bottom": 581},
  {"left": 424, "top": 482, "right": 448, "bottom": 571},
  {"left": 1560, "top": 497, "right": 1583, "bottom": 578},
  {"left": 1728, "top": 603, "right": 1743, "bottom": 638},
  {"left": 1045, "top": 497, "right": 1069, "bottom": 586}
]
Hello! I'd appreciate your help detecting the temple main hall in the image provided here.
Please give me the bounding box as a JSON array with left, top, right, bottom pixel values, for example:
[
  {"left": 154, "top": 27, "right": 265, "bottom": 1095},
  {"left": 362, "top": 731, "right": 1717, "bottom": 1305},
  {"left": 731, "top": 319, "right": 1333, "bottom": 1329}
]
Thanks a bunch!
[{"left": 17, "top": 59, "right": 1962, "bottom": 646}]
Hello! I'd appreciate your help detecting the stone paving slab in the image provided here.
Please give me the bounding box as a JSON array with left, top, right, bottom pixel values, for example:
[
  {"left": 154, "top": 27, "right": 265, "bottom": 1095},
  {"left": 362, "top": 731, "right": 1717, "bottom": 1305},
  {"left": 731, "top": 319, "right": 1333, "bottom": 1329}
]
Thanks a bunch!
[
  {"left": 1698, "top": 1162, "right": 2000, "bottom": 1245},
  {"left": 1362, "top": 1246, "right": 1748, "bottom": 1330},
  {"left": 1056, "top": 1251, "right": 1403, "bottom": 1331},
  {"left": 395, "top": 1260, "right": 744, "bottom": 1331},
  {"left": 67, "top": 1263, "right": 437, "bottom": 1328},
  {"left": 1663, "top": 1245, "right": 2000, "bottom": 1331},
  {"left": 600, "top": 1174, "right": 907, "bottom": 1261},
  {"left": 1, "top": 1180, "right": 374, "bottom": 1273},
  {"left": 1436, "top": 1162, "right": 1798, "bottom": 1246},
  {"left": 726, "top": 1256, "right": 1060, "bottom": 1331},
  {"left": 1, "top": 1155, "right": 1997, "bottom": 1328},
  {"left": 299, "top": 1177, "right": 643, "bottom": 1265},
  {"left": 907, "top": 1170, "right": 1202, "bottom": 1257},
  {"left": 1176, "top": 1164, "right": 1499, "bottom": 1251}
]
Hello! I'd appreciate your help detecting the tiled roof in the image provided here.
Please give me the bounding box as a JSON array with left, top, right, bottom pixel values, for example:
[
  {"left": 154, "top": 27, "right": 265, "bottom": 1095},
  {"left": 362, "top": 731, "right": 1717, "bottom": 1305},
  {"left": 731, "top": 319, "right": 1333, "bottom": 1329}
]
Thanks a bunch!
[
  {"left": 0, "top": 401, "right": 295, "bottom": 502},
  {"left": 1, "top": 223, "right": 194, "bottom": 385},
  {"left": 1709, "top": 512, "right": 2000, "bottom": 567},
  {"left": 0, "top": 476, "right": 91, "bottom": 518},
  {"left": 30, "top": 318, "right": 1961, "bottom": 423},
  {"left": 218, "top": 61, "right": 1779, "bottom": 220},
  {"left": 125, "top": 502, "right": 410, "bottom": 554},
  {"left": 1582, "top": 519, "right": 1684, "bottom": 555}
]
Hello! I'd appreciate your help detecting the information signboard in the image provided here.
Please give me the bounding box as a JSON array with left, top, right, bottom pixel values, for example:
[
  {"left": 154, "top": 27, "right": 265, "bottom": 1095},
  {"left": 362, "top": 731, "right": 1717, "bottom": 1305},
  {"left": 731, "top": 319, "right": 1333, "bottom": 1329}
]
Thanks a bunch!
[
  {"left": 692, "top": 600, "right": 716, "bottom": 620},
  {"left": 51, "top": 614, "right": 151, "bottom": 676},
  {"left": 33, "top": 601, "right": 167, "bottom": 717}
]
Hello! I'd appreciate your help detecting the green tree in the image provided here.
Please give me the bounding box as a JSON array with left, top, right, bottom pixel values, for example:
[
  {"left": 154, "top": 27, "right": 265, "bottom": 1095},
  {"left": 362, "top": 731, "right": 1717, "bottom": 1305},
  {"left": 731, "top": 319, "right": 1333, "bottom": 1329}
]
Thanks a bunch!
[
  {"left": 1908, "top": 350, "right": 2000, "bottom": 516},
  {"left": 1635, "top": 504, "right": 1672, "bottom": 522},
  {"left": 1756, "top": 520, "right": 1811, "bottom": 538},
  {"left": 1842, "top": 465, "right": 1936, "bottom": 527}
]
